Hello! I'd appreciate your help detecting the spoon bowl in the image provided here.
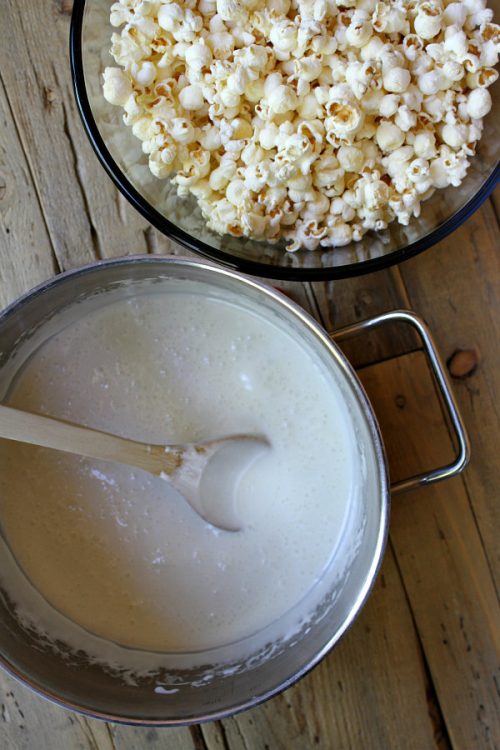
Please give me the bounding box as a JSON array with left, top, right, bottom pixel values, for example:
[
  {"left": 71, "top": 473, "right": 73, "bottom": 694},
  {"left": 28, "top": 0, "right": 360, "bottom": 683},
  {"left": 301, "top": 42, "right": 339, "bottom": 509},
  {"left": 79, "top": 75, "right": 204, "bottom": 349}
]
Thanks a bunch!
[{"left": 189, "top": 436, "right": 270, "bottom": 531}]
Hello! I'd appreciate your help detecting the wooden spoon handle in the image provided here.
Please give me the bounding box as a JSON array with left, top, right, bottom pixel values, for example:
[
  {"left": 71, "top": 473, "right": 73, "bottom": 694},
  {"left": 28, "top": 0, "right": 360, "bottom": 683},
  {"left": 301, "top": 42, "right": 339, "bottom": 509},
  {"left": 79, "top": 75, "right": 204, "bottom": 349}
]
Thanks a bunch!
[{"left": 0, "top": 404, "right": 179, "bottom": 475}]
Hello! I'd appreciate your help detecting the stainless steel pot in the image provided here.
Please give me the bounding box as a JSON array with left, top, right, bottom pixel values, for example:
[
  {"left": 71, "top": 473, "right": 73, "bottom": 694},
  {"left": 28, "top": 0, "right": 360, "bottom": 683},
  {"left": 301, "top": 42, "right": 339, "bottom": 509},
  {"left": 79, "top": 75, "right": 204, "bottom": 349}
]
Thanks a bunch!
[{"left": 0, "top": 256, "right": 469, "bottom": 725}]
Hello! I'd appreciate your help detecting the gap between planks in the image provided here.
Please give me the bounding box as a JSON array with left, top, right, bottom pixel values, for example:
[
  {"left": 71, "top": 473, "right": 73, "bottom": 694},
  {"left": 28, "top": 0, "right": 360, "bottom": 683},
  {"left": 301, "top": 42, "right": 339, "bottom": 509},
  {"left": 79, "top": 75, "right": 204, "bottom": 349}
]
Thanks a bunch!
[{"left": 0, "top": 69, "right": 61, "bottom": 277}]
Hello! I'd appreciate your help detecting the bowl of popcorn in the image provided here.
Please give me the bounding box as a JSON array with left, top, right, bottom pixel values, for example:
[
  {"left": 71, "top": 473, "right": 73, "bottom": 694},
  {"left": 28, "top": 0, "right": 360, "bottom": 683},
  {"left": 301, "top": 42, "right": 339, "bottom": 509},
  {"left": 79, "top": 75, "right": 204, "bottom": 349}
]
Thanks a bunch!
[{"left": 71, "top": 0, "right": 499, "bottom": 280}]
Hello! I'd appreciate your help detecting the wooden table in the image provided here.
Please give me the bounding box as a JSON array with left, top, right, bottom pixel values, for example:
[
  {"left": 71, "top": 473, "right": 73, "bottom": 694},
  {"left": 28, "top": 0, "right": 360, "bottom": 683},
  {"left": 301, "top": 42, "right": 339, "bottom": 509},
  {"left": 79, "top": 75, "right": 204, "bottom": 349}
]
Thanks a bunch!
[{"left": 0, "top": 2, "right": 499, "bottom": 748}]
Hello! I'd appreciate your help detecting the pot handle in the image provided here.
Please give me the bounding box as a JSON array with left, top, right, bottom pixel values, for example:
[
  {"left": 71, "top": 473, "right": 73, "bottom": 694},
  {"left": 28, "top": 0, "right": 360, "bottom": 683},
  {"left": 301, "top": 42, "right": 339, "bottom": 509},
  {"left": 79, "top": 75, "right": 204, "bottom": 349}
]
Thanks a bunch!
[{"left": 330, "top": 309, "right": 470, "bottom": 494}]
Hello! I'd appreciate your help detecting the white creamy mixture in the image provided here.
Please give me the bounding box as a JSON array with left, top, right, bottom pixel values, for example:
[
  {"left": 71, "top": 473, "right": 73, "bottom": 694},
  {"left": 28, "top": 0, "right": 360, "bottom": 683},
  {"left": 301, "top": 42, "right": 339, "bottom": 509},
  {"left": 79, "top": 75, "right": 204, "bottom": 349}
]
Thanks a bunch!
[{"left": 0, "top": 285, "right": 356, "bottom": 654}]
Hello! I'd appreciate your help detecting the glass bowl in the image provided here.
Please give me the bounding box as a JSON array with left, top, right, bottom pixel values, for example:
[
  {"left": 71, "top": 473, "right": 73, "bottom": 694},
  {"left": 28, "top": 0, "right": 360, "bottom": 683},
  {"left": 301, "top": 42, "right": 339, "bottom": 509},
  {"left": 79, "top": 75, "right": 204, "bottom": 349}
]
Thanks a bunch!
[{"left": 70, "top": 0, "right": 500, "bottom": 281}]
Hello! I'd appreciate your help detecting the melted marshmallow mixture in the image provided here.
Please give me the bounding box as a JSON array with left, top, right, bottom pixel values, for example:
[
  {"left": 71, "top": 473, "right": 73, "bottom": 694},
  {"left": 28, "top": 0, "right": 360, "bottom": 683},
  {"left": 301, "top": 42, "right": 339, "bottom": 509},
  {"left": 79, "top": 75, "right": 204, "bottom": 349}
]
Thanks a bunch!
[{"left": 0, "top": 289, "right": 356, "bottom": 653}]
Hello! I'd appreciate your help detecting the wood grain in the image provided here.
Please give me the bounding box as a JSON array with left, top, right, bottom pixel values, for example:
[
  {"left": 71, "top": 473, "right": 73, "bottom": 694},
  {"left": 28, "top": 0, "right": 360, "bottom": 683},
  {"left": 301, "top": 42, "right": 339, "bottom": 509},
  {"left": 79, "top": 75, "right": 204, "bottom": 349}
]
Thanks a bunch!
[
  {"left": 397, "top": 199, "right": 500, "bottom": 594},
  {"left": 359, "top": 352, "right": 500, "bottom": 750},
  {"left": 0, "top": 75, "right": 57, "bottom": 307},
  {"left": 310, "top": 269, "right": 420, "bottom": 369},
  {"left": 108, "top": 724, "right": 202, "bottom": 750},
  {"left": 0, "top": 0, "right": 94, "bottom": 267},
  {"left": 0, "top": 0, "right": 173, "bottom": 269},
  {"left": 0, "top": 670, "right": 111, "bottom": 750},
  {"left": 491, "top": 190, "right": 500, "bottom": 226}
]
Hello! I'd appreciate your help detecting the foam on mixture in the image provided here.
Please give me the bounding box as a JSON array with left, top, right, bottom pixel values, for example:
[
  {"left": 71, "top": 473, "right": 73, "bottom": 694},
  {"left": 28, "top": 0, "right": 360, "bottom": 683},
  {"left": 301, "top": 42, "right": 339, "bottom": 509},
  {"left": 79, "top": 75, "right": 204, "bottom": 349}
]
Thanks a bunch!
[{"left": 0, "top": 284, "right": 357, "bottom": 655}]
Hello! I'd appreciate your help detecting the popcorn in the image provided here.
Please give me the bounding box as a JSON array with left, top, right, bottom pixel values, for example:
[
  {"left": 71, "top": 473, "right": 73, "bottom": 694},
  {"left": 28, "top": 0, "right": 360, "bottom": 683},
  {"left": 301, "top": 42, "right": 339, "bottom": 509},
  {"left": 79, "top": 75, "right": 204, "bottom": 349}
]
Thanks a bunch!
[
  {"left": 413, "top": 130, "right": 437, "bottom": 159},
  {"left": 466, "top": 66, "right": 499, "bottom": 88},
  {"left": 443, "top": 3, "right": 468, "bottom": 28},
  {"left": 206, "top": 30, "right": 235, "bottom": 59},
  {"left": 467, "top": 86, "right": 493, "bottom": 117},
  {"left": 396, "top": 105, "right": 417, "bottom": 132},
  {"left": 216, "top": 0, "right": 250, "bottom": 25},
  {"left": 383, "top": 66, "right": 411, "bottom": 93},
  {"left": 312, "top": 150, "right": 344, "bottom": 189},
  {"left": 356, "top": 173, "right": 390, "bottom": 211},
  {"left": 376, "top": 121, "right": 405, "bottom": 152},
  {"left": 337, "top": 145, "right": 364, "bottom": 173},
  {"left": 104, "top": 0, "right": 498, "bottom": 252},
  {"left": 418, "top": 69, "right": 444, "bottom": 95},
  {"left": 429, "top": 146, "right": 469, "bottom": 188},
  {"left": 408, "top": 157, "right": 430, "bottom": 181},
  {"left": 441, "top": 122, "right": 468, "bottom": 149},
  {"left": 321, "top": 219, "right": 353, "bottom": 247},
  {"left": 225, "top": 178, "right": 248, "bottom": 206},
  {"left": 131, "top": 61, "right": 157, "bottom": 87},
  {"left": 441, "top": 60, "right": 464, "bottom": 83},
  {"left": 414, "top": 2, "right": 443, "bottom": 41},
  {"left": 325, "top": 88, "right": 364, "bottom": 138},
  {"left": 149, "top": 150, "right": 173, "bottom": 179},
  {"left": 103, "top": 67, "right": 132, "bottom": 106},
  {"left": 175, "top": 147, "right": 211, "bottom": 186},
  {"left": 185, "top": 41, "right": 213, "bottom": 72},
  {"left": 179, "top": 84, "right": 205, "bottom": 110},
  {"left": 379, "top": 94, "right": 400, "bottom": 118},
  {"left": 170, "top": 118, "right": 196, "bottom": 144},
  {"left": 301, "top": 191, "right": 330, "bottom": 219},
  {"left": 297, "top": 92, "right": 324, "bottom": 119},
  {"left": 269, "top": 20, "right": 298, "bottom": 55},
  {"left": 345, "top": 11, "right": 373, "bottom": 48},
  {"left": 423, "top": 93, "right": 447, "bottom": 121},
  {"left": 268, "top": 84, "right": 299, "bottom": 114},
  {"left": 361, "top": 31, "right": 384, "bottom": 55},
  {"left": 444, "top": 28, "right": 469, "bottom": 61}
]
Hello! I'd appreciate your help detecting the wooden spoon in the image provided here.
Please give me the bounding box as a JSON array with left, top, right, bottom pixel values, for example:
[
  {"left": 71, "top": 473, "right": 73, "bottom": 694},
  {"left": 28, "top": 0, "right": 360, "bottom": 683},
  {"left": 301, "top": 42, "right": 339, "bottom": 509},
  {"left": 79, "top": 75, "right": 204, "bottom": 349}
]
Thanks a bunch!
[{"left": 0, "top": 404, "right": 269, "bottom": 532}]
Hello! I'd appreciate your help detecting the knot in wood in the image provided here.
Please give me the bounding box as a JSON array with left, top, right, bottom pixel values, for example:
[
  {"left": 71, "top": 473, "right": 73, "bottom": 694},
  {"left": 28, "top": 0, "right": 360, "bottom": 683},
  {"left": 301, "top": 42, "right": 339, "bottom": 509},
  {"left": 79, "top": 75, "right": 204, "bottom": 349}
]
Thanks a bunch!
[{"left": 447, "top": 349, "right": 479, "bottom": 379}]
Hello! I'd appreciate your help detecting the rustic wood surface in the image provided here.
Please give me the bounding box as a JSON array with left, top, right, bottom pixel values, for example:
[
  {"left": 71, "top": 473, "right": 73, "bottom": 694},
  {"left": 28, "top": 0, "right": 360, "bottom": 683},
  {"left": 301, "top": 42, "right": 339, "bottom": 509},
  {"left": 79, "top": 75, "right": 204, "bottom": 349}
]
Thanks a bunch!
[{"left": 0, "top": 1, "right": 499, "bottom": 748}]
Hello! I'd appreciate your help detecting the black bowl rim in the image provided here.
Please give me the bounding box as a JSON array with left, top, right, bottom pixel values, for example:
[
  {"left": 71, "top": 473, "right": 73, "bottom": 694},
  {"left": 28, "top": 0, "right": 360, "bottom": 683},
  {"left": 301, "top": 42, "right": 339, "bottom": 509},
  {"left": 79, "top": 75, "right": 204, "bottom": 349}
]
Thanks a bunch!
[{"left": 69, "top": 0, "right": 500, "bottom": 281}]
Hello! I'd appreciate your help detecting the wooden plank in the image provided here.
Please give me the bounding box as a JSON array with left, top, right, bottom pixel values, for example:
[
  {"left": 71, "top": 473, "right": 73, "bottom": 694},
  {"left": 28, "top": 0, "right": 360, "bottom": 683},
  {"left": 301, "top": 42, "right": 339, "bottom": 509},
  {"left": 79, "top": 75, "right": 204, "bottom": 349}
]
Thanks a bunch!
[
  {"left": 490, "top": 188, "right": 500, "bottom": 227},
  {"left": 203, "top": 550, "right": 442, "bottom": 750},
  {"left": 0, "top": 668, "right": 200, "bottom": 750},
  {"left": 397, "top": 200, "right": 500, "bottom": 593},
  {"left": 0, "top": 75, "right": 57, "bottom": 307},
  {"left": 55, "top": 81, "right": 176, "bottom": 260},
  {"left": 358, "top": 352, "right": 500, "bottom": 750},
  {"left": 0, "top": 0, "right": 174, "bottom": 269},
  {"left": 108, "top": 723, "right": 201, "bottom": 750},
  {"left": 0, "top": 670, "right": 114, "bottom": 750},
  {"left": 0, "top": 0, "right": 93, "bottom": 268},
  {"left": 361, "top": 351, "right": 457, "bottom": 486},
  {"left": 310, "top": 269, "right": 420, "bottom": 369}
]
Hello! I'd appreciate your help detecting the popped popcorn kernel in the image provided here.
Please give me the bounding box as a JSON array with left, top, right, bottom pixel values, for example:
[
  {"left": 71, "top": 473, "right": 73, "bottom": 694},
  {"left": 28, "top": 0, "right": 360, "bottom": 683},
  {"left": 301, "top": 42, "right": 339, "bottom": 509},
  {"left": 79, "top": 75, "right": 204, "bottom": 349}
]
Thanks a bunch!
[{"left": 103, "top": 0, "right": 498, "bottom": 252}]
